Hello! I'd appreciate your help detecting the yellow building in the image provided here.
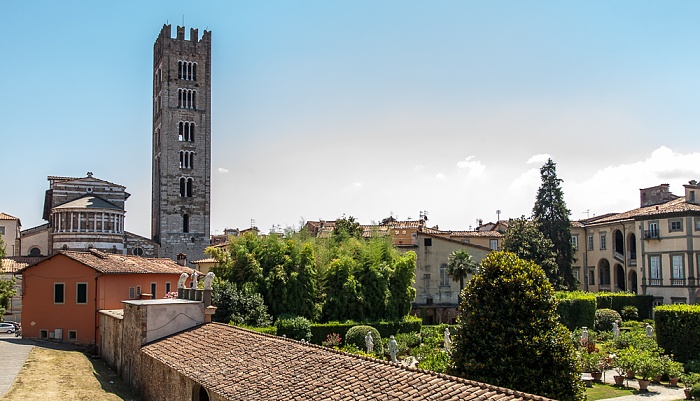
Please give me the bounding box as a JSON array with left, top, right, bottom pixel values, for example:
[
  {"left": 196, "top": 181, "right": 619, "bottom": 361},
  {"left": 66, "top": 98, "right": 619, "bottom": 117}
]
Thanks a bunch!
[
  {"left": 572, "top": 181, "right": 700, "bottom": 305},
  {"left": 0, "top": 213, "right": 21, "bottom": 257}
]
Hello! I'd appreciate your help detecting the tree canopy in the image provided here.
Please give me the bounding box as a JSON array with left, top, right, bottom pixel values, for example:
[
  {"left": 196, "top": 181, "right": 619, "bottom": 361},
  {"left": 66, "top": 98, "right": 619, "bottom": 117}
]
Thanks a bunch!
[
  {"left": 208, "top": 218, "right": 416, "bottom": 324},
  {"left": 532, "top": 158, "right": 577, "bottom": 290},
  {"left": 449, "top": 251, "right": 584, "bottom": 401},
  {"left": 501, "top": 216, "right": 560, "bottom": 288},
  {"left": 447, "top": 249, "right": 475, "bottom": 294}
]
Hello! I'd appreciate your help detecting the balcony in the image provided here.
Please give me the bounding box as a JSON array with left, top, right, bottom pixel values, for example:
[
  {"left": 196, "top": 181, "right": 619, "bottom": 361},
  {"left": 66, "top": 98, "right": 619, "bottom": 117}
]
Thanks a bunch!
[
  {"left": 628, "top": 251, "right": 637, "bottom": 266},
  {"left": 598, "top": 284, "right": 611, "bottom": 291},
  {"left": 671, "top": 278, "right": 686, "bottom": 286},
  {"left": 644, "top": 229, "right": 660, "bottom": 240},
  {"left": 648, "top": 278, "right": 662, "bottom": 286},
  {"left": 613, "top": 251, "right": 625, "bottom": 263}
]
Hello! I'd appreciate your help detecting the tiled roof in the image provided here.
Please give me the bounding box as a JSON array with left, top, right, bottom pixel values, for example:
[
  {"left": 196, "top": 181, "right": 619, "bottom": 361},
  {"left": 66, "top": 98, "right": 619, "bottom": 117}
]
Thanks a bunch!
[
  {"left": 142, "top": 324, "right": 551, "bottom": 401},
  {"left": 191, "top": 258, "right": 217, "bottom": 264},
  {"left": 2, "top": 256, "right": 45, "bottom": 273},
  {"left": 53, "top": 195, "right": 121, "bottom": 211},
  {"left": 19, "top": 250, "right": 193, "bottom": 275},
  {"left": 584, "top": 198, "right": 700, "bottom": 225},
  {"left": 448, "top": 231, "right": 503, "bottom": 238},
  {"left": 0, "top": 212, "right": 19, "bottom": 221},
  {"left": 20, "top": 223, "right": 50, "bottom": 236}
]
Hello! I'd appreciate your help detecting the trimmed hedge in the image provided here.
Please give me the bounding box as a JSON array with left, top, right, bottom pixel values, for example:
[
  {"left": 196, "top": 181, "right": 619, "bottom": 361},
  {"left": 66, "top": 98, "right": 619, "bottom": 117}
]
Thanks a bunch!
[
  {"left": 309, "top": 316, "right": 422, "bottom": 346},
  {"left": 555, "top": 291, "right": 596, "bottom": 330},
  {"left": 596, "top": 292, "right": 654, "bottom": 320},
  {"left": 655, "top": 304, "right": 700, "bottom": 363},
  {"left": 346, "top": 325, "right": 383, "bottom": 354}
]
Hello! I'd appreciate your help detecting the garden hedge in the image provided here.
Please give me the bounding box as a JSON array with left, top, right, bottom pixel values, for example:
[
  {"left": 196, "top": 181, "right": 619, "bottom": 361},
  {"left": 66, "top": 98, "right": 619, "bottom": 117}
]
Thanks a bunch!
[
  {"left": 309, "top": 316, "right": 422, "bottom": 345},
  {"left": 654, "top": 304, "right": 700, "bottom": 363},
  {"left": 555, "top": 291, "right": 596, "bottom": 330},
  {"left": 596, "top": 293, "right": 654, "bottom": 320}
]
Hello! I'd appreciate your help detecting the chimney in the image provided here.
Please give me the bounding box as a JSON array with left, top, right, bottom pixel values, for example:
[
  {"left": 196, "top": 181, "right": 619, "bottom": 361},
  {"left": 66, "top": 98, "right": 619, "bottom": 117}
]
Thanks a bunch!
[
  {"left": 177, "top": 253, "right": 187, "bottom": 266},
  {"left": 684, "top": 180, "right": 700, "bottom": 205},
  {"left": 640, "top": 184, "right": 674, "bottom": 207}
]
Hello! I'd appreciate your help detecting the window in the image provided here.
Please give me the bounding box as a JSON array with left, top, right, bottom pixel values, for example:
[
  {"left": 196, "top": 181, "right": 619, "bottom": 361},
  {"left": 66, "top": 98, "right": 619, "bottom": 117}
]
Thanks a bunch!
[
  {"left": 653, "top": 297, "right": 664, "bottom": 308},
  {"left": 0, "top": 226, "right": 4, "bottom": 235},
  {"left": 671, "top": 255, "right": 685, "bottom": 285},
  {"left": 68, "top": 330, "right": 77, "bottom": 342},
  {"left": 129, "top": 287, "right": 135, "bottom": 300},
  {"left": 647, "top": 222, "right": 660, "bottom": 239},
  {"left": 76, "top": 283, "right": 88, "bottom": 304},
  {"left": 649, "top": 255, "right": 661, "bottom": 285},
  {"left": 669, "top": 219, "right": 683, "bottom": 232},
  {"left": 177, "top": 88, "right": 196, "bottom": 109},
  {"left": 179, "top": 151, "right": 194, "bottom": 169},
  {"left": 695, "top": 219, "right": 700, "bottom": 231},
  {"left": 588, "top": 268, "right": 595, "bottom": 285},
  {"left": 183, "top": 214, "right": 190, "bottom": 233},
  {"left": 671, "top": 297, "right": 687, "bottom": 305},
  {"left": 54, "top": 283, "right": 65, "bottom": 304},
  {"left": 29, "top": 247, "right": 41, "bottom": 256},
  {"left": 489, "top": 239, "right": 498, "bottom": 250},
  {"left": 165, "top": 282, "right": 171, "bottom": 294},
  {"left": 180, "top": 177, "right": 194, "bottom": 197},
  {"left": 424, "top": 238, "right": 432, "bottom": 247},
  {"left": 40, "top": 330, "right": 48, "bottom": 339},
  {"left": 587, "top": 235, "right": 594, "bottom": 251},
  {"left": 178, "top": 60, "right": 197, "bottom": 81},
  {"left": 573, "top": 268, "right": 580, "bottom": 282},
  {"left": 423, "top": 273, "right": 430, "bottom": 279},
  {"left": 132, "top": 247, "right": 144, "bottom": 256},
  {"left": 178, "top": 121, "right": 195, "bottom": 142},
  {"left": 600, "top": 233, "right": 607, "bottom": 250},
  {"left": 571, "top": 235, "right": 578, "bottom": 251},
  {"left": 151, "top": 283, "right": 157, "bottom": 299},
  {"left": 136, "top": 286, "right": 142, "bottom": 297},
  {"left": 439, "top": 263, "right": 450, "bottom": 286}
]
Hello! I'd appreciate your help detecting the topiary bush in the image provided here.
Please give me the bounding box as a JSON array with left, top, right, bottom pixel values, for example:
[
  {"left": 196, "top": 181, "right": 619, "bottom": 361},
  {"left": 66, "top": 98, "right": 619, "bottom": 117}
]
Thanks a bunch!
[
  {"left": 275, "top": 316, "right": 312, "bottom": 341},
  {"left": 621, "top": 305, "right": 639, "bottom": 321},
  {"left": 345, "top": 325, "right": 383, "bottom": 354},
  {"left": 595, "top": 308, "right": 622, "bottom": 332},
  {"left": 448, "top": 251, "right": 585, "bottom": 401},
  {"left": 655, "top": 304, "right": 700, "bottom": 363},
  {"left": 555, "top": 291, "right": 596, "bottom": 330}
]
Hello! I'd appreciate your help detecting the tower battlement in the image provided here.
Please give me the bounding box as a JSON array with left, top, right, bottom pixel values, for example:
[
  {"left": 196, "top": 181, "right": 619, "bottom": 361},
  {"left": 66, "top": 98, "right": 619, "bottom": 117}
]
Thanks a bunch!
[{"left": 157, "top": 24, "right": 211, "bottom": 43}]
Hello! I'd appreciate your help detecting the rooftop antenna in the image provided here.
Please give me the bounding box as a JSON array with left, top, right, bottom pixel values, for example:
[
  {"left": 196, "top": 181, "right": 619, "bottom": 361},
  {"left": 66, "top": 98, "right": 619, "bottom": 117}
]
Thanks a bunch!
[
  {"left": 496, "top": 210, "right": 501, "bottom": 221},
  {"left": 584, "top": 210, "right": 590, "bottom": 218}
]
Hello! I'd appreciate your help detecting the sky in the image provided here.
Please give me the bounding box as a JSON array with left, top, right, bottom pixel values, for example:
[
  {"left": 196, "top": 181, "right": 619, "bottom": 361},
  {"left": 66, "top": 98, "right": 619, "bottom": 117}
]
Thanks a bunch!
[{"left": 2, "top": 1, "right": 700, "bottom": 237}]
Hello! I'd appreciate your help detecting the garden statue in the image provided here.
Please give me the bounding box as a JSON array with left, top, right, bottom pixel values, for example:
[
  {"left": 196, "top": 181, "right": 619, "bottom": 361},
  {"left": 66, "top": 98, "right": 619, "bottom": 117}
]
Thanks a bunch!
[
  {"left": 646, "top": 323, "right": 654, "bottom": 338},
  {"left": 612, "top": 320, "right": 620, "bottom": 339},
  {"left": 388, "top": 335, "right": 398, "bottom": 363},
  {"left": 203, "top": 272, "right": 215, "bottom": 290},
  {"left": 581, "top": 327, "right": 589, "bottom": 346},
  {"left": 191, "top": 270, "right": 198, "bottom": 289},
  {"left": 444, "top": 327, "right": 451, "bottom": 351},
  {"left": 365, "top": 331, "right": 374, "bottom": 353},
  {"left": 178, "top": 273, "right": 188, "bottom": 289}
]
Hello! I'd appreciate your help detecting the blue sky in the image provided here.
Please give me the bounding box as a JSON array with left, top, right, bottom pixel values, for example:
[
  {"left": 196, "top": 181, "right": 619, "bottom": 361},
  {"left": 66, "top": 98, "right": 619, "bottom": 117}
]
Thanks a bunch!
[{"left": 2, "top": 1, "right": 700, "bottom": 237}]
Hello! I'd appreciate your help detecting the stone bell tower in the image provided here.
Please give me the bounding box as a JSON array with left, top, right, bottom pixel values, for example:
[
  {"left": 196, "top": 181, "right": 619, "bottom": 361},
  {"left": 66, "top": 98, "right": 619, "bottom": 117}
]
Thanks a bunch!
[{"left": 151, "top": 25, "right": 211, "bottom": 261}]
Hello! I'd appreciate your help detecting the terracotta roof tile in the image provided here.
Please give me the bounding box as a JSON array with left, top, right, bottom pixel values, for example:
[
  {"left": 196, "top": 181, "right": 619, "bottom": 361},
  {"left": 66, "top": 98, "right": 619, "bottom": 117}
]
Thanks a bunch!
[
  {"left": 585, "top": 198, "right": 700, "bottom": 225},
  {"left": 19, "top": 250, "right": 193, "bottom": 275},
  {"left": 0, "top": 212, "right": 19, "bottom": 220},
  {"left": 142, "top": 324, "right": 552, "bottom": 401}
]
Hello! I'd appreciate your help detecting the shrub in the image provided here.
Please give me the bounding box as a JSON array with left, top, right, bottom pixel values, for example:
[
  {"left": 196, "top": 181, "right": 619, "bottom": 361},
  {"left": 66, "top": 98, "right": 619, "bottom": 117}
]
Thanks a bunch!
[
  {"left": 621, "top": 305, "right": 639, "bottom": 321},
  {"left": 322, "top": 333, "right": 342, "bottom": 347},
  {"left": 692, "top": 386, "right": 700, "bottom": 401},
  {"left": 555, "top": 291, "right": 596, "bottom": 330},
  {"left": 275, "top": 316, "right": 312, "bottom": 341},
  {"left": 655, "top": 304, "right": 700, "bottom": 363},
  {"left": 242, "top": 325, "right": 277, "bottom": 335},
  {"left": 596, "top": 293, "right": 654, "bottom": 320},
  {"left": 687, "top": 360, "right": 700, "bottom": 374},
  {"left": 395, "top": 332, "right": 421, "bottom": 348},
  {"left": 416, "top": 348, "right": 449, "bottom": 373},
  {"left": 595, "top": 309, "right": 622, "bottom": 332},
  {"left": 449, "top": 252, "right": 585, "bottom": 401},
  {"left": 345, "top": 325, "right": 383, "bottom": 354}
]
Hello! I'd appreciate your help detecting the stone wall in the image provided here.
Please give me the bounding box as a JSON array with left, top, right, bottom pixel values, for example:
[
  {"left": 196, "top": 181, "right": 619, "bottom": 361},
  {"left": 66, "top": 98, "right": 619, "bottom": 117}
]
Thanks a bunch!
[{"left": 99, "top": 310, "right": 123, "bottom": 374}]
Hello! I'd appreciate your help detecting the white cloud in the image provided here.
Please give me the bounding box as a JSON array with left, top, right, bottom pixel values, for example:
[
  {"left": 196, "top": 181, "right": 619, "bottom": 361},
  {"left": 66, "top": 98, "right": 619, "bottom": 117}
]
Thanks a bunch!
[
  {"left": 456, "top": 156, "right": 486, "bottom": 178},
  {"left": 526, "top": 154, "right": 551, "bottom": 164},
  {"left": 218, "top": 168, "right": 229, "bottom": 173},
  {"left": 353, "top": 182, "right": 363, "bottom": 187},
  {"left": 435, "top": 173, "right": 446, "bottom": 180}
]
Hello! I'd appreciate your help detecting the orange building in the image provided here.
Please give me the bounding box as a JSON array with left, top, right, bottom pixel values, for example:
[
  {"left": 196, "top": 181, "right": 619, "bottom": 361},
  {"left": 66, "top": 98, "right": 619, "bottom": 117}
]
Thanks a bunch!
[{"left": 18, "top": 250, "right": 193, "bottom": 348}]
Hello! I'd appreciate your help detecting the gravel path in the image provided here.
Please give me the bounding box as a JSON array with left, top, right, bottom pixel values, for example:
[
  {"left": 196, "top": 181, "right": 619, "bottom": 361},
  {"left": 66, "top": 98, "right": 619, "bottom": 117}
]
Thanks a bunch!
[{"left": 0, "top": 336, "right": 34, "bottom": 397}]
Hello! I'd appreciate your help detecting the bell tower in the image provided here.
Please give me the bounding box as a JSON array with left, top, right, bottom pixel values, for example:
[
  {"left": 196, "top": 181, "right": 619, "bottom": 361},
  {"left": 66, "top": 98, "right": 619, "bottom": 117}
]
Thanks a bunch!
[{"left": 152, "top": 25, "right": 211, "bottom": 261}]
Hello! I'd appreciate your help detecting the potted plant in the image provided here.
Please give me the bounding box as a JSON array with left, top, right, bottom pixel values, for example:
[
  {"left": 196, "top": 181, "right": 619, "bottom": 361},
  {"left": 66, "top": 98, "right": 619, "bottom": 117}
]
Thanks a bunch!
[
  {"left": 681, "top": 373, "right": 700, "bottom": 400},
  {"left": 612, "top": 350, "right": 636, "bottom": 386},
  {"left": 665, "top": 359, "right": 684, "bottom": 387},
  {"left": 581, "top": 351, "right": 603, "bottom": 381},
  {"left": 636, "top": 351, "right": 662, "bottom": 391}
]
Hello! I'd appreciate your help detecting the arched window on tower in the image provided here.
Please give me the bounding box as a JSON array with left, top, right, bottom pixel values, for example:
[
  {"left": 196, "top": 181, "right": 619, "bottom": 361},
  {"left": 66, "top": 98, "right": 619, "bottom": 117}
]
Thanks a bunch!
[
  {"left": 193, "top": 63, "right": 197, "bottom": 81},
  {"left": 179, "top": 122, "right": 184, "bottom": 141},
  {"left": 187, "top": 178, "right": 193, "bottom": 197},
  {"left": 180, "top": 177, "right": 186, "bottom": 197}
]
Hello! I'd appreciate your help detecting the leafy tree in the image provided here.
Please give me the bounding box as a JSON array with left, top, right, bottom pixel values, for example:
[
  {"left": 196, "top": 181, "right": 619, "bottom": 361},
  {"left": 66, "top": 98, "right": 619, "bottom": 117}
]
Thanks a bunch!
[
  {"left": 449, "top": 251, "right": 585, "bottom": 401},
  {"left": 332, "top": 216, "right": 363, "bottom": 244},
  {"left": 447, "top": 249, "right": 476, "bottom": 294},
  {"left": 0, "top": 235, "right": 4, "bottom": 260},
  {"left": 211, "top": 280, "right": 272, "bottom": 327},
  {"left": 501, "top": 216, "right": 560, "bottom": 287},
  {"left": 0, "top": 236, "right": 14, "bottom": 316},
  {"left": 532, "top": 158, "right": 577, "bottom": 290}
]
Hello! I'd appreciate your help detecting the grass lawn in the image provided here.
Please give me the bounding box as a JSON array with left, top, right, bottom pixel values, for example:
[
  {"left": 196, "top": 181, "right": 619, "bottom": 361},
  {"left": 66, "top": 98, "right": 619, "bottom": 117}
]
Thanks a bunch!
[
  {"left": 1, "top": 345, "right": 139, "bottom": 401},
  {"left": 586, "top": 383, "right": 636, "bottom": 401}
]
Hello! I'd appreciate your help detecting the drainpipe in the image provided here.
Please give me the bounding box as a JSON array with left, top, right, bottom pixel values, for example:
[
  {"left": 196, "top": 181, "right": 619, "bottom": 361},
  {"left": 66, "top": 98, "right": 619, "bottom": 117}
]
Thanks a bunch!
[{"left": 94, "top": 272, "right": 100, "bottom": 356}]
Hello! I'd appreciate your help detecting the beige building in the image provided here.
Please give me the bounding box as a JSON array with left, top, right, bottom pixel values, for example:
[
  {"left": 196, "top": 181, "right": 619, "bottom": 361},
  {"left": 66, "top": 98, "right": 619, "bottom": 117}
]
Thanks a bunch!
[
  {"left": 0, "top": 213, "right": 21, "bottom": 257},
  {"left": 572, "top": 181, "right": 700, "bottom": 305}
]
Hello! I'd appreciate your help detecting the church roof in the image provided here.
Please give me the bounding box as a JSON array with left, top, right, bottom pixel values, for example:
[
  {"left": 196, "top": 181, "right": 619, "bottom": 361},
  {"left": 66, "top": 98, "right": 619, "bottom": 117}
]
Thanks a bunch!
[
  {"left": 142, "top": 323, "right": 551, "bottom": 401},
  {"left": 52, "top": 195, "right": 122, "bottom": 211}
]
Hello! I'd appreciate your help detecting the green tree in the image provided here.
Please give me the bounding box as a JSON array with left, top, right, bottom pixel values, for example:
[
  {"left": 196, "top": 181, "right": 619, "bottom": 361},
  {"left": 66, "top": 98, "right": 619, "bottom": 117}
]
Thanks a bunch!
[
  {"left": 447, "top": 249, "right": 476, "bottom": 294},
  {"left": 332, "top": 216, "right": 363, "bottom": 244},
  {"left": 211, "top": 280, "right": 272, "bottom": 327},
  {"left": 532, "top": 158, "right": 577, "bottom": 290},
  {"left": 501, "top": 216, "right": 559, "bottom": 287},
  {"left": 449, "top": 251, "right": 585, "bottom": 401}
]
